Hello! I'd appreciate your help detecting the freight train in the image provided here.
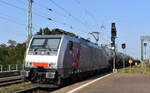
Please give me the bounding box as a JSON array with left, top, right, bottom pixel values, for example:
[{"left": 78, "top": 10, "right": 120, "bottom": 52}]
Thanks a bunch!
[{"left": 21, "top": 32, "right": 138, "bottom": 86}]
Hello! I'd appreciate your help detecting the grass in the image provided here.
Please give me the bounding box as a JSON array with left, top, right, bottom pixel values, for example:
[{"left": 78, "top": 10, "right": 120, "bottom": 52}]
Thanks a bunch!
[
  {"left": 118, "top": 64, "right": 150, "bottom": 74},
  {"left": 0, "top": 82, "right": 32, "bottom": 93}
]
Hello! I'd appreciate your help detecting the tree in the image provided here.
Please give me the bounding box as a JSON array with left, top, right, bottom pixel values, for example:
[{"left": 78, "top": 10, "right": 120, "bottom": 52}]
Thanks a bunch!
[
  {"left": 36, "top": 28, "right": 43, "bottom": 35},
  {"left": 36, "top": 27, "right": 77, "bottom": 37},
  {"left": 0, "top": 44, "right": 6, "bottom": 48},
  {"left": 0, "top": 41, "right": 26, "bottom": 65},
  {"left": 7, "top": 40, "right": 17, "bottom": 47}
]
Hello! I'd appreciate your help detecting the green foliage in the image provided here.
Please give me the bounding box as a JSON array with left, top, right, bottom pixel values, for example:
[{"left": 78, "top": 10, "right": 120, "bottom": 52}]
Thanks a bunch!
[
  {"left": 36, "top": 27, "right": 77, "bottom": 37},
  {"left": 0, "top": 42, "right": 26, "bottom": 65}
]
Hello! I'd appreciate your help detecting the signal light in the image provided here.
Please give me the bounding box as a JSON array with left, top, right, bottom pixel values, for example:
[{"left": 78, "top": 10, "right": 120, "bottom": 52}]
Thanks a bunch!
[
  {"left": 144, "top": 43, "right": 147, "bottom": 47},
  {"left": 111, "top": 23, "right": 117, "bottom": 38},
  {"left": 122, "top": 43, "right": 126, "bottom": 49}
]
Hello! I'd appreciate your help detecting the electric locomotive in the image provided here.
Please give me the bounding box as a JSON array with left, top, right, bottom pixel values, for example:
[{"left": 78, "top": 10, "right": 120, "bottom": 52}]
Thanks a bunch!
[{"left": 21, "top": 34, "right": 111, "bottom": 85}]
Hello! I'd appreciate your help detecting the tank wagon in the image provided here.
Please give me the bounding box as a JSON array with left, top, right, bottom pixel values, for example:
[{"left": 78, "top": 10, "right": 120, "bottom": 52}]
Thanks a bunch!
[
  {"left": 21, "top": 34, "right": 136, "bottom": 86},
  {"left": 22, "top": 34, "right": 112, "bottom": 85}
]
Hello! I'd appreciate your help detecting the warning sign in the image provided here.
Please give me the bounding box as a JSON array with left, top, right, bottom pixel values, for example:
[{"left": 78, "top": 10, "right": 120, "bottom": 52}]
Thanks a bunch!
[{"left": 129, "top": 59, "right": 133, "bottom": 64}]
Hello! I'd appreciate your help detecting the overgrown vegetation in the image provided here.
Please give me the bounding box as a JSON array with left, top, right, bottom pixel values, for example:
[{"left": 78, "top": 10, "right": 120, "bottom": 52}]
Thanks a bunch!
[
  {"left": 0, "top": 41, "right": 26, "bottom": 65},
  {"left": 118, "top": 63, "right": 150, "bottom": 74}
]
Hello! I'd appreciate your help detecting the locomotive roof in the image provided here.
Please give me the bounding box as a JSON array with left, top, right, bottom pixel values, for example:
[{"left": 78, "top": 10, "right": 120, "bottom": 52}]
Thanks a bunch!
[
  {"left": 33, "top": 34, "right": 100, "bottom": 49},
  {"left": 33, "top": 35, "right": 63, "bottom": 38}
]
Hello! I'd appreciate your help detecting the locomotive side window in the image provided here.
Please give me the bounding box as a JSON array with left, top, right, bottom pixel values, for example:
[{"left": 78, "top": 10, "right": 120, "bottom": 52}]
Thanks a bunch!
[{"left": 68, "top": 41, "right": 73, "bottom": 50}]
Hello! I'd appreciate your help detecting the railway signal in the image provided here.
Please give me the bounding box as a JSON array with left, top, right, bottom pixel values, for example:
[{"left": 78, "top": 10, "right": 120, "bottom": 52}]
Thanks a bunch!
[
  {"left": 111, "top": 23, "right": 117, "bottom": 41},
  {"left": 144, "top": 43, "right": 147, "bottom": 47},
  {"left": 122, "top": 43, "right": 126, "bottom": 68},
  {"left": 111, "top": 23, "right": 117, "bottom": 72},
  {"left": 122, "top": 43, "right": 126, "bottom": 49}
]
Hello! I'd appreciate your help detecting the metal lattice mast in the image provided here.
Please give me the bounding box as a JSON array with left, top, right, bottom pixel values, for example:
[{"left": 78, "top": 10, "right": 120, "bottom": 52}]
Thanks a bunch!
[
  {"left": 27, "top": 0, "right": 33, "bottom": 44},
  {"left": 23, "top": 0, "right": 33, "bottom": 70}
]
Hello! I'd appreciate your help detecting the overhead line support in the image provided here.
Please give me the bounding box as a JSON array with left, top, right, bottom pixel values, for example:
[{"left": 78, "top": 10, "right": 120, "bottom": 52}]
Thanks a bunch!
[{"left": 27, "top": 0, "right": 33, "bottom": 45}]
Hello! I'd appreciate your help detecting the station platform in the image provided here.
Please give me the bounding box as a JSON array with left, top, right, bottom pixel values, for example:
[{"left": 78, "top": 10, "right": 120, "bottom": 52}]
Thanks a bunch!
[{"left": 52, "top": 73, "right": 150, "bottom": 93}]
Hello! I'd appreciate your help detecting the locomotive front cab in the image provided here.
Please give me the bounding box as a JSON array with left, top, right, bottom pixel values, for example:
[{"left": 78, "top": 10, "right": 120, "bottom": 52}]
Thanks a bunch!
[{"left": 22, "top": 35, "right": 63, "bottom": 84}]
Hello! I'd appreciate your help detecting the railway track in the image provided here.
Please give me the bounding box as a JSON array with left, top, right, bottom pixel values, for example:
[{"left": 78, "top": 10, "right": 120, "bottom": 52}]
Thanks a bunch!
[
  {"left": 0, "top": 76, "right": 23, "bottom": 87},
  {"left": 0, "top": 71, "right": 20, "bottom": 78},
  {"left": 13, "top": 71, "right": 111, "bottom": 93},
  {"left": 13, "top": 85, "right": 59, "bottom": 93},
  {"left": 14, "top": 86, "right": 40, "bottom": 93}
]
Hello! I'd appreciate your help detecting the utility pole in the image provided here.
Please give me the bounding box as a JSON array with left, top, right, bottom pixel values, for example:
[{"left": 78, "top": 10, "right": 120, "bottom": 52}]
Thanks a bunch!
[{"left": 27, "top": 0, "right": 33, "bottom": 45}]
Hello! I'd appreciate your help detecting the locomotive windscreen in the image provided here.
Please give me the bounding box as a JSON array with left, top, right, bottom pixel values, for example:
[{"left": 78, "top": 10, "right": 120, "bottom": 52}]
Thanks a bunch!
[{"left": 28, "top": 38, "right": 61, "bottom": 55}]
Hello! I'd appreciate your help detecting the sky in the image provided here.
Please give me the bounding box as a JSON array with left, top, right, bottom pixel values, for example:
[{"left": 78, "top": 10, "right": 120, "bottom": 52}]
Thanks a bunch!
[{"left": 0, "top": 0, "right": 150, "bottom": 59}]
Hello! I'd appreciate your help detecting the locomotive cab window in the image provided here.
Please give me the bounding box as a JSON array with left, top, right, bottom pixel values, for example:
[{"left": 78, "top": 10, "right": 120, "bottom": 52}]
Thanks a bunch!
[
  {"left": 30, "top": 38, "right": 61, "bottom": 50},
  {"left": 28, "top": 38, "right": 61, "bottom": 55},
  {"left": 68, "top": 41, "right": 73, "bottom": 50}
]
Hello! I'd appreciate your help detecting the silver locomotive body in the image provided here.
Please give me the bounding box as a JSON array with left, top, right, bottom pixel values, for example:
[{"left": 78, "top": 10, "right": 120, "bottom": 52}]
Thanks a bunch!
[{"left": 22, "top": 34, "right": 111, "bottom": 85}]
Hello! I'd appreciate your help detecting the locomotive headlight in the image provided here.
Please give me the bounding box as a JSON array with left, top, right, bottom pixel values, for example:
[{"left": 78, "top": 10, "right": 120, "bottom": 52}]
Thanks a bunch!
[
  {"left": 49, "top": 63, "right": 56, "bottom": 68},
  {"left": 29, "top": 62, "right": 32, "bottom": 67},
  {"left": 26, "top": 62, "right": 33, "bottom": 67},
  {"left": 41, "top": 51, "right": 45, "bottom": 55}
]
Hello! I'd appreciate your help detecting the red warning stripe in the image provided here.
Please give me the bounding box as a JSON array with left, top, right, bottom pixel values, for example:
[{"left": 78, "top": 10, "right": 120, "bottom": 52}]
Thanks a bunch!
[{"left": 32, "top": 62, "right": 48, "bottom": 68}]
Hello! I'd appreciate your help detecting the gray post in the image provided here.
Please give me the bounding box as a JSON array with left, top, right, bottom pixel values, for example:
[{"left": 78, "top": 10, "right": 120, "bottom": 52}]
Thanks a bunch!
[
  {"left": 144, "top": 43, "right": 147, "bottom": 60},
  {"left": 113, "top": 56, "right": 116, "bottom": 72},
  {"left": 0, "top": 65, "right": 2, "bottom": 72},
  {"left": 16, "top": 64, "right": 18, "bottom": 71},
  {"left": 141, "top": 38, "right": 144, "bottom": 61},
  {"left": 123, "top": 56, "right": 125, "bottom": 68},
  {"left": 22, "top": 64, "right": 24, "bottom": 70},
  {"left": 123, "top": 49, "right": 126, "bottom": 68},
  {"left": 8, "top": 65, "right": 11, "bottom": 71},
  {"left": 113, "top": 41, "right": 117, "bottom": 73}
]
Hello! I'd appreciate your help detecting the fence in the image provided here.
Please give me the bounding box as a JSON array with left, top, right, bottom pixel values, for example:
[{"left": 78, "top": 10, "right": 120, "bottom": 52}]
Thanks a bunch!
[{"left": 0, "top": 64, "right": 24, "bottom": 72}]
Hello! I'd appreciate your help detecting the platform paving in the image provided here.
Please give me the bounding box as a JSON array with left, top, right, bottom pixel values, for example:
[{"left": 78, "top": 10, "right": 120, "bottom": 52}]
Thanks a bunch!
[{"left": 52, "top": 73, "right": 150, "bottom": 93}]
